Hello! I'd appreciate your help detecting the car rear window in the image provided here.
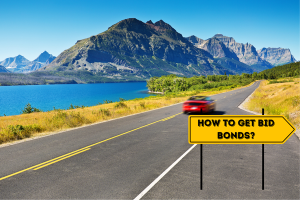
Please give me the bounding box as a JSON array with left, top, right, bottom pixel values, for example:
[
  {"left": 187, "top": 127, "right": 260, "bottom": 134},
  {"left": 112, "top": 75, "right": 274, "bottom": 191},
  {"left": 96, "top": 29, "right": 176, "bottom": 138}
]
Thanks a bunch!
[
  {"left": 188, "top": 103, "right": 203, "bottom": 105},
  {"left": 188, "top": 96, "right": 211, "bottom": 101}
]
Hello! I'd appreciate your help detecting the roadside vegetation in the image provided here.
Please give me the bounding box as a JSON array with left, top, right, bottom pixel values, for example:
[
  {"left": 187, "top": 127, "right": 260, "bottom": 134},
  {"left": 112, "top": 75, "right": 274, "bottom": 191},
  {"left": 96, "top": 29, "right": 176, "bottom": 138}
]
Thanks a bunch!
[
  {"left": 244, "top": 62, "right": 300, "bottom": 129},
  {"left": 245, "top": 77, "right": 300, "bottom": 129},
  {"left": 147, "top": 61, "right": 299, "bottom": 94},
  {"left": 147, "top": 73, "right": 256, "bottom": 93}
]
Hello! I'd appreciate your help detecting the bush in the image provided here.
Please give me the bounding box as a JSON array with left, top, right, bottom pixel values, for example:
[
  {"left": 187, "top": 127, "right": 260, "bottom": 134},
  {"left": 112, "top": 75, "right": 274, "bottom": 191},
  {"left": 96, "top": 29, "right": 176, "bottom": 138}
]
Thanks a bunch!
[
  {"left": 99, "top": 109, "right": 111, "bottom": 117},
  {"left": 69, "top": 104, "right": 86, "bottom": 109},
  {"left": 103, "top": 100, "right": 113, "bottom": 104},
  {"left": 139, "top": 102, "right": 146, "bottom": 108},
  {"left": 48, "top": 111, "right": 90, "bottom": 128},
  {"left": 114, "top": 101, "right": 127, "bottom": 108},
  {"left": 4, "top": 124, "right": 43, "bottom": 141}
]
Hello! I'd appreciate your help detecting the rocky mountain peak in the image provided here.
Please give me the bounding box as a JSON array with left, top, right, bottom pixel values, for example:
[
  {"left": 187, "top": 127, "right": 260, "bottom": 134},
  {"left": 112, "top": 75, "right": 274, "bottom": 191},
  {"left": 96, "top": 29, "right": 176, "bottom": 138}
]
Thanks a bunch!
[
  {"left": 110, "top": 18, "right": 147, "bottom": 32},
  {"left": 154, "top": 20, "right": 176, "bottom": 31},
  {"left": 201, "top": 37, "right": 239, "bottom": 61},
  {"left": 146, "top": 20, "right": 154, "bottom": 25},
  {"left": 0, "top": 55, "right": 30, "bottom": 72},
  {"left": 258, "top": 47, "right": 297, "bottom": 66},
  {"left": 211, "top": 34, "right": 272, "bottom": 69},
  {"left": 213, "top": 34, "right": 235, "bottom": 44},
  {"left": 187, "top": 35, "right": 202, "bottom": 43},
  {"left": 15, "top": 55, "right": 28, "bottom": 62},
  {"left": 214, "top": 34, "right": 224, "bottom": 37},
  {"left": 33, "top": 51, "right": 53, "bottom": 63},
  {"left": 185, "top": 35, "right": 206, "bottom": 48}
]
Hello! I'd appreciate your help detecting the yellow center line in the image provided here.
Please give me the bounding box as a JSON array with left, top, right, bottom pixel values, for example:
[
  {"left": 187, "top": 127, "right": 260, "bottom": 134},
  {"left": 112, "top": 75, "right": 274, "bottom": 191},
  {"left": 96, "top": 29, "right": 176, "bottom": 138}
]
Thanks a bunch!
[
  {"left": 34, "top": 148, "right": 91, "bottom": 170},
  {"left": 0, "top": 146, "right": 91, "bottom": 181},
  {"left": 0, "top": 112, "right": 182, "bottom": 180}
]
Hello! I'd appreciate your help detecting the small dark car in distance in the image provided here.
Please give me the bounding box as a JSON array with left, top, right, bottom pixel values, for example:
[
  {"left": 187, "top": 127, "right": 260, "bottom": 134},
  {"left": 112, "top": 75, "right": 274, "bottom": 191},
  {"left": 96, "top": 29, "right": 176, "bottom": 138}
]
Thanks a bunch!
[{"left": 182, "top": 96, "right": 216, "bottom": 114}]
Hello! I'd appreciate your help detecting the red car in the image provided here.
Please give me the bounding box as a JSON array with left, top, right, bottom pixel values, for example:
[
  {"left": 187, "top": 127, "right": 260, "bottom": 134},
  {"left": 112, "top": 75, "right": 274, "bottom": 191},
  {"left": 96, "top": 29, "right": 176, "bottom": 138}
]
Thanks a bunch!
[{"left": 183, "top": 96, "right": 216, "bottom": 114}]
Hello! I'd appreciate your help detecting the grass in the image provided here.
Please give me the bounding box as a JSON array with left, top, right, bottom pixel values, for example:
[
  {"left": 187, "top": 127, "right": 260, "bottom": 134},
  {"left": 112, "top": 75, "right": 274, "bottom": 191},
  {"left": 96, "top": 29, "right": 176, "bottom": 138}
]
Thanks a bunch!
[
  {"left": 0, "top": 81, "right": 257, "bottom": 145},
  {"left": 268, "top": 79, "right": 294, "bottom": 84},
  {"left": 245, "top": 77, "right": 300, "bottom": 129}
]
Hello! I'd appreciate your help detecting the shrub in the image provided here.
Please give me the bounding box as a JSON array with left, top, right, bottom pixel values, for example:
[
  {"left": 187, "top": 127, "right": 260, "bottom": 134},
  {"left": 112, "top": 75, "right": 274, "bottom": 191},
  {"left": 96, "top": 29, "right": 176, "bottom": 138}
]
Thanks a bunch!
[
  {"left": 4, "top": 124, "right": 43, "bottom": 141},
  {"left": 139, "top": 102, "right": 146, "bottom": 108},
  {"left": 48, "top": 111, "right": 90, "bottom": 128},
  {"left": 69, "top": 104, "right": 86, "bottom": 109},
  {"left": 103, "top": 100, "right": 113, "bottom": 104},
  {"left": 99, "top": 108, "right": 111, "bottom": 117},
  {"left": 69, "top": 104, "right": 75, "bottom": 109},
  {"left": 114, "top": 101, "right": 127, "bottom": 108}
]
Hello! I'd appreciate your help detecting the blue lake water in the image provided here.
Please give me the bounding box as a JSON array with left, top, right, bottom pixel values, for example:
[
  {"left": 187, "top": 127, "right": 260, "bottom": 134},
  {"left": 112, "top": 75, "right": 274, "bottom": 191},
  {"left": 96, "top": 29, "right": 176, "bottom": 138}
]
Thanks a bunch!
[{"left": 0, "top": 82, "right": 154, "bottom": 116}]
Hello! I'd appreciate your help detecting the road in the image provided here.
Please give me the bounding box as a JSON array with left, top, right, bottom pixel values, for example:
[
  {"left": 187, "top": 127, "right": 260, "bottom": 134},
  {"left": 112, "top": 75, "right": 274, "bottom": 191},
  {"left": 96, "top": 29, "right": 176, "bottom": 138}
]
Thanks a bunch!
[{"left": 0, "top": 81, "right": 299, "bottom": 199}]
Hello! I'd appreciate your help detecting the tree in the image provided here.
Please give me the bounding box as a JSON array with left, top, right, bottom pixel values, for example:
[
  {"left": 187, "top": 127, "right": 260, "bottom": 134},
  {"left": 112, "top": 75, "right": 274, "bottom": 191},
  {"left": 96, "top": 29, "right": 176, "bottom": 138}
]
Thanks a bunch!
[
  {"left": 21, "top": 103, "right": 42, "bottom": 114},
  {"left": 252, "top": 72, "right": 258, "bottom": 80}
]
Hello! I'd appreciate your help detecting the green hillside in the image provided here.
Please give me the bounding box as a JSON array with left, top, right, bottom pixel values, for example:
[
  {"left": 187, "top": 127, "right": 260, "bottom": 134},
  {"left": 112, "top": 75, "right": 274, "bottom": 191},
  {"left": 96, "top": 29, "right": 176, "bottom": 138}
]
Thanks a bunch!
[{"left": 258, "top": 61, "right": 299, "bottom": 79}]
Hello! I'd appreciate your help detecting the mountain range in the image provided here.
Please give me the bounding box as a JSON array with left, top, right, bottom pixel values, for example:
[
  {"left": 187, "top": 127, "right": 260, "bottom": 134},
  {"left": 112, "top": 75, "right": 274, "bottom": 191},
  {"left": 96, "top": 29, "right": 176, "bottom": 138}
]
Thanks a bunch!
[
  {"left": 40, "top": 18, "right": 229, "bottom": 78},
  {"left": 186, "top": 35, "right": 255, "bottom": 74},
  {"left": 187, "top": 34, "right": 296, "bottom": 72},
  {"left": 0, "top": 18, "right": 297, "bottom": 83},
  {"left": 0, "top": 51, "right": 56, "bottom": 73},
  {"left": 39, "top": 18, "right": 296, "bottom": 79}
]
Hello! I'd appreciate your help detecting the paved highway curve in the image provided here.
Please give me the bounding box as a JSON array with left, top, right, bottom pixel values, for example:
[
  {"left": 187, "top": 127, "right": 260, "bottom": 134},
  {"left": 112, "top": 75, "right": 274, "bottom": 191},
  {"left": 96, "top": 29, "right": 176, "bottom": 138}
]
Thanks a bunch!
[{"left": 0, "top": 81, "right": 299, "bottom": 199}]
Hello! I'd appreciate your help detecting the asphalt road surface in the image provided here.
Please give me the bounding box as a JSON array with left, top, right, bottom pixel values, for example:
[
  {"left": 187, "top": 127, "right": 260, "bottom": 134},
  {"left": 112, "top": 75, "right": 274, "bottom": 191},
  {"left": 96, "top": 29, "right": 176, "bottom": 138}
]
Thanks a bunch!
[{"left": 0, "top": 81, "right": 299, "bottom": 199}]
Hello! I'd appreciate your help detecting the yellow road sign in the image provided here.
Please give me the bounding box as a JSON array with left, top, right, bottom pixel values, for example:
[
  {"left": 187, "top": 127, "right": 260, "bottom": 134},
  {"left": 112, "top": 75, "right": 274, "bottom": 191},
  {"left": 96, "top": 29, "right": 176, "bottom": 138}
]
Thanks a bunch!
[{"left": 189, "top": 115, "right": 296, "bottom": 144}]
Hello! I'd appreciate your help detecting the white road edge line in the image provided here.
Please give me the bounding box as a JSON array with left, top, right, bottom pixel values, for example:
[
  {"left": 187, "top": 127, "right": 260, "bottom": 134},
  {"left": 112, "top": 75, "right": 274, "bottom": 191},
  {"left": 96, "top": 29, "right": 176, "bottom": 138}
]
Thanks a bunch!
[{"left": 133, "top": 144, "right": 197, "bottom": 200}]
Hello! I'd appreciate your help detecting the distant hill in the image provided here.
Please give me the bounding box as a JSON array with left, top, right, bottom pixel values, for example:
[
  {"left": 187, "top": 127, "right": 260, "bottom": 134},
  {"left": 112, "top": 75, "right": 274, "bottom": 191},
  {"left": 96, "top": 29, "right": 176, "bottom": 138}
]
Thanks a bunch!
[
  {"left": 20, "top": 51, "right": 56, "bottom": 73},
  {"left": 0, "top": 55, "right": 30, "bottom": 72},
  {"left": 259, "top": 61, "right": 299, "bottom": 78},
  {"left": 40, "top": 18, "right": 231, "bottom": 79},
  {"left": 0, "top": 65, "right": 10, "bottom": 73},
  {"left": 0, "top": 51, "right": 56, "bottom": 73},
  {"left": 257, "top": 48, "right": 297, "bottom": 66},
  {"left": 33, "top": 51, "right": 56, "bottom": 63}
]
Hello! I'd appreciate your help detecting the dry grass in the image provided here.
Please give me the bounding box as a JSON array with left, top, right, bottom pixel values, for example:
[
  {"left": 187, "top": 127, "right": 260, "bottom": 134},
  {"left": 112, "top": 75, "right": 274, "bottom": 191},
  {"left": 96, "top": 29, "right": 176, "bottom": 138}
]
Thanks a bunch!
[
  {"left": 0, "top": 82, "right": 256, "bottom": 145},
  {"left": 245, "top": 77, "right": 300, "bottom": 129}
]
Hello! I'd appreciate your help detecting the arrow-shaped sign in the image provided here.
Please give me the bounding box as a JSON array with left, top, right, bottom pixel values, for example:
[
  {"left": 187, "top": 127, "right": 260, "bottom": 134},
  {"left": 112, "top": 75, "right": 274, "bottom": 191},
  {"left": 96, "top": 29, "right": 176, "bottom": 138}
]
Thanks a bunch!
[{"left": 189, "top": 115, "right": 296, "bottom": 144}]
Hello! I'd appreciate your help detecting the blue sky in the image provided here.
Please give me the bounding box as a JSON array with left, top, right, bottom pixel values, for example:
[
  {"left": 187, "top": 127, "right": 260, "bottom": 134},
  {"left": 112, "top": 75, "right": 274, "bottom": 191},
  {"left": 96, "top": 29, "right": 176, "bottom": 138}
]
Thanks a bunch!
[{"left": 0, "top": 0, "right": 299, "bottom": 61}]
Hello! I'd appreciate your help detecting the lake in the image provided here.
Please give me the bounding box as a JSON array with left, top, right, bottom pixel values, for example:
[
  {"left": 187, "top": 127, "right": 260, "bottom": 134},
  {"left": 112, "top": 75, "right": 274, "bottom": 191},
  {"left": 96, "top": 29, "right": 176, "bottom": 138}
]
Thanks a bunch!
[{"left": 0, "top": 82, "right": 154, "bottom": 116}]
